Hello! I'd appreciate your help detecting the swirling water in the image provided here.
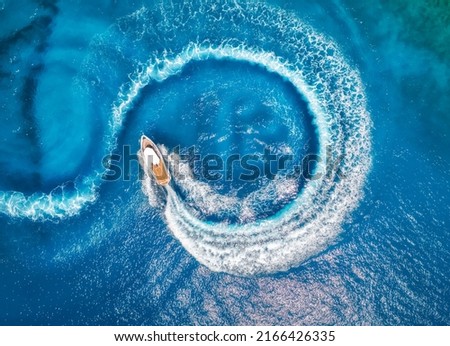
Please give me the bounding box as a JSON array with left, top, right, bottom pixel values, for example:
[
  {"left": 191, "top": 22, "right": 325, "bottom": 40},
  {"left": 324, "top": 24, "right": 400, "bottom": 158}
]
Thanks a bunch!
[{"left": 0, "top": 0, "right": 449, "bottom": 325}]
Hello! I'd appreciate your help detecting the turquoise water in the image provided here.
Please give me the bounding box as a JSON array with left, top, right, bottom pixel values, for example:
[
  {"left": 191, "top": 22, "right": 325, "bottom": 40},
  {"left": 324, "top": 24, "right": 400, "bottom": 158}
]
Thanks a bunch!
[{"left": 0, "top": 0, "right": 449, "bottom": 325}]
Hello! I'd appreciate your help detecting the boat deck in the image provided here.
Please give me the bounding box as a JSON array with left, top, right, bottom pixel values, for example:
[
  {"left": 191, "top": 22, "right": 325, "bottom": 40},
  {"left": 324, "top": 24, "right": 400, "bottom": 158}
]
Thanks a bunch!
[{"left": 140, "top": 136, "right": 171, "bottom": 186}]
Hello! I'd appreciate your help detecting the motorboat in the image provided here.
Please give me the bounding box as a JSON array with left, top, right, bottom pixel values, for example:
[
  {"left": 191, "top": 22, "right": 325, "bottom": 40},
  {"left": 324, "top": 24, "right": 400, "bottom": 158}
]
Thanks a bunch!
[{"left": 139, "top": 135, "right": 171, "bottom": 186}]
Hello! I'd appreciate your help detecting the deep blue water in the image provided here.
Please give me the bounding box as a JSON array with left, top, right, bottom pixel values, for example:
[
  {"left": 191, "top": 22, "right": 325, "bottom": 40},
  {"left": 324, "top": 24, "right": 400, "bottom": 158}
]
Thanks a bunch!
[{"left": 0, "top": 0, "right": 449, "bottom": 325}]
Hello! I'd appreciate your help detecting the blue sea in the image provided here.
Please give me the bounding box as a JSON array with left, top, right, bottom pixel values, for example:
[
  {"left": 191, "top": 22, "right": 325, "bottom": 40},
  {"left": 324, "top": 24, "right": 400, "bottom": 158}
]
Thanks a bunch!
[{"left": 0, "top": 0, "right": 449, "bottom": 325}]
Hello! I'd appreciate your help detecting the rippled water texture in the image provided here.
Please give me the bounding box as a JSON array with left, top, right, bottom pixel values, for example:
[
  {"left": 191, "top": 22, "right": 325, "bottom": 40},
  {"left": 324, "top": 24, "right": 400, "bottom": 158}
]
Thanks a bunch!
[{"left": 0, "top": 0, "right": 449, "bottom": 325}]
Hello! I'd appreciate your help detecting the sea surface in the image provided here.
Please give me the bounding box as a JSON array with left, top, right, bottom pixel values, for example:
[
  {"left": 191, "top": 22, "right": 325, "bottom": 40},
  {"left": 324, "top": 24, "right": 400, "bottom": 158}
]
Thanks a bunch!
[{"left": 0, "top": 0, "right": 449, "bottom": 325}]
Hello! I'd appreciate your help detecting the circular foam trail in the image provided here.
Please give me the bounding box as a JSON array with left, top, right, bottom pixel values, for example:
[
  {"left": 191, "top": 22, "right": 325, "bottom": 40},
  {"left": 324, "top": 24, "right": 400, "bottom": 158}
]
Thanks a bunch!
[{"left": 129, "top": 3, "right": 372, "bottom": 275}]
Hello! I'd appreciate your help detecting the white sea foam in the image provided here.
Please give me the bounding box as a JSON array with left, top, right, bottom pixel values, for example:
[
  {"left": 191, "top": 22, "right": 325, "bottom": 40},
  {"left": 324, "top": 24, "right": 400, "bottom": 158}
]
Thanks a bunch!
[
  {"left": 0, "top": 175, "right": 99, "bottom": 221},
  {"left": 136, "top": 2, "right": 371, "bottom": 275},
  {"left": 135, "top": 39, "right": 371, "bottom": 275}
]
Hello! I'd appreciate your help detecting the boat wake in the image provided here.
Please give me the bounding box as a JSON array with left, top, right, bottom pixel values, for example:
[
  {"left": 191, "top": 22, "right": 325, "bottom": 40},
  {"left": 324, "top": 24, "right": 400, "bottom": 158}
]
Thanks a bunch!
[
  {"left": 135, "top": 1, "right": 371, "bottom": 275},
  {"left": 1, "top": 0, "right": 371, "bottom": 275}
]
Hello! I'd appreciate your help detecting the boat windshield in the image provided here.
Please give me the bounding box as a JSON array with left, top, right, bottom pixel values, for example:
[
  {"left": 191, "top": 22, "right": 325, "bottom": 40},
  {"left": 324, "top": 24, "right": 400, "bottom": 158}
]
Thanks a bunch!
[{"left": 143, "top": 147, "right": 161, "bottom": 166}]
